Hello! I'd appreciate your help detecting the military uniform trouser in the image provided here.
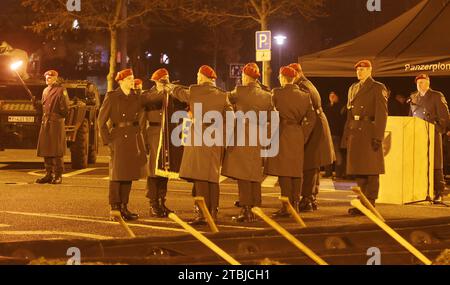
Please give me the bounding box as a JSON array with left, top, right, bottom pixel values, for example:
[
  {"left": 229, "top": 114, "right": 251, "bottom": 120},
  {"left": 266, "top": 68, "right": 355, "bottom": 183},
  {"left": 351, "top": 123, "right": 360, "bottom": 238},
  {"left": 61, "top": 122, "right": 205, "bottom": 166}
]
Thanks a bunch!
[
  {"left": 146, "top": 176, "right": 168, "bottom": 201},
  {"left": 325, "top": 136, "right": 345, "bottom": 177},
  {"left": 355, "top": 175, "right": 379, "bottom": 201},
  {"left": 434, "top": 169, "right": 445, "bottom": 196},
  {"left": 278, "top": 176, "right": 302, "bottom": 204},
  {"left": 237, "top": 180, "right": 262, "bottom": 207},
  {"left": 302, "top": 168, "right": 320, "bottom": 198},
  {"left": 44, "top": 157, "right": 64, "bottom": 176},
  {"left": 109, "top": 181, "right": 132, "bottom": 205},
  {"left": 193, "top": 180, "right": 220, "bottom": 213}
]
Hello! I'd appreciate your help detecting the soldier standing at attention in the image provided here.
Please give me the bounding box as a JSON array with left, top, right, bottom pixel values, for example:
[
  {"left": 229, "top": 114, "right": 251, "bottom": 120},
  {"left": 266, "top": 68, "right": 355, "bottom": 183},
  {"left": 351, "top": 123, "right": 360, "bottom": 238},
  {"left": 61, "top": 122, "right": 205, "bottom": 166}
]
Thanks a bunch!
[
  {"left": 289, "top": 63, "right": 335, "bottom": 212},
  {"left": 98, "top": 69, "right": 150, "bottom": 221},
  {"left": 167, "top": 65, "right": 233, "bottom": 225},
  {"left": 342, "top": 60, "right": 388, "bottom": 216},
  {"left": 410, "top": 74, "right": 450, "bottom": 203},
  {"left": 265, "top": 66, "right": 315, "bottom": 217},
  {"left": 142, "top": 68, "right": 186, "bottom": 217},
  {"left": 35, "top": 70, "right": 70, "bottom": 185},
  {"left": 221, "top": 63, "right": 273, "bottom": 223}
]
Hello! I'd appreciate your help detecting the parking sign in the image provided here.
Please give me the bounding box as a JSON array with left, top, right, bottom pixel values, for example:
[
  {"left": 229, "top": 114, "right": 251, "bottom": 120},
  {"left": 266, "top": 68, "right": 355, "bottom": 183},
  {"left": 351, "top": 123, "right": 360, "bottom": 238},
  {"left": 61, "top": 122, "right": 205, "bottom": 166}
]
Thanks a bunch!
[{"left": 256, "top": 31, "right": 271, "bottom": 51}]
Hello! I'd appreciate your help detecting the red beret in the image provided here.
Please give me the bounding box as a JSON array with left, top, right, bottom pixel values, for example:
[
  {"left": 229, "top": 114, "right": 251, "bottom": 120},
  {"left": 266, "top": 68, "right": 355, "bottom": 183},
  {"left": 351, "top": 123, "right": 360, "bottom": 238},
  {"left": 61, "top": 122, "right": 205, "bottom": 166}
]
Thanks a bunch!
[
  {"left": 279, "top": 66, "right": 298, "bottom": 78},
  {"left": 134, "top": 79, "right": 143, "bottom": 86},
  {"left": 44, "top": 70, "right": 58, "bottom": 77},
  {"left": 242, "top": 63, "right": 260, "bottom": 79},
  {"left": 151, "top": 68, "right": 169, "bottom": 81},
  {"left": 115, "top": 68, "right": 134, "bottom": 82},
  {"left": 354, "top": 60, "right": 372, "bottom": 69},
  {"left": 198, "top": 65, "right": 217, "bottom": 79},
  {"left": 288, "top": 63, "right": 302, "bottom": 73},
  {"left": 415, "top": 74, "right": 430, "bottom": 83}
]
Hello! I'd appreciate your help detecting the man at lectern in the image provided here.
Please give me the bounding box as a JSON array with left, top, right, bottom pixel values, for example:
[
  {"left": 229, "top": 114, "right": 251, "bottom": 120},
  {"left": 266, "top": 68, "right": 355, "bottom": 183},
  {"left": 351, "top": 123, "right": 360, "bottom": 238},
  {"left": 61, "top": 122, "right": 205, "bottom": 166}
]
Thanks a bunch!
[
  {"left": 410, "top": 74, "right": 450, "bottom": 203},
  {"left": 342, "top": 60, "right": 388, "bottom": 216}
]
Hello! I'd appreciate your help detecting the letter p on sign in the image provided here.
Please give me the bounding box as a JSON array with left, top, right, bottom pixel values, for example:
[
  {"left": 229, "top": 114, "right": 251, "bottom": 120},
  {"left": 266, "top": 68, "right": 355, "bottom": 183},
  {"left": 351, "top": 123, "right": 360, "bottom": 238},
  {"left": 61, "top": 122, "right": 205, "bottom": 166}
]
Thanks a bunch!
[{"left": 256, "top": 31, "right": 272, "bottom": 51}]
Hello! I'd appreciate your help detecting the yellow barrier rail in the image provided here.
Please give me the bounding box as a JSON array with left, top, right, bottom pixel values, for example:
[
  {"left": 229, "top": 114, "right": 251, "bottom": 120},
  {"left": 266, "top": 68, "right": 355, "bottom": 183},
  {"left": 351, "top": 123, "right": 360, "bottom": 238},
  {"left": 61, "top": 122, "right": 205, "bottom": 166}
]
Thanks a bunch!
[
  {"left": 252, "top": 207, "right": 328, "bottom": 265},
  {"left": 194, "top": 197, "right": 219, "bottom": 233},
  {"left": 279, "top": 197, "right": 307, "bottom": 228},
  {"left": 351, "top": 199, "right": 432, "bottom": 265},
  {"left": 351, "top": 187, "right": 385, "bottom": 222},
  {"left": 168, "top": 213, "right": 240, "bottom": 265},
  {"left": 110, "top": 210, "right": 136, "bottom": 238}
]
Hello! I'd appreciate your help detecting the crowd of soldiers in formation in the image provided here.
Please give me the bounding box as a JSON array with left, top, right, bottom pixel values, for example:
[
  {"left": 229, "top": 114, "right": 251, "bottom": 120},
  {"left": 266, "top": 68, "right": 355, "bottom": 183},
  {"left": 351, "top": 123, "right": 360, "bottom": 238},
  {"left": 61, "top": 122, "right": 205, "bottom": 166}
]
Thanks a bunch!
[{"left": 35, "top": 59, "right": 449, "bottom": 226}]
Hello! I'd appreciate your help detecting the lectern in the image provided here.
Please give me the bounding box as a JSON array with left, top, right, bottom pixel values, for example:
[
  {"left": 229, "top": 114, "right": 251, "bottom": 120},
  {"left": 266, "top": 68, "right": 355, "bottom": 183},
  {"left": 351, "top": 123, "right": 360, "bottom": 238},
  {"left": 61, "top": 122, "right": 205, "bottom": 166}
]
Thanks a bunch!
[{"left": 378, "top": 117, "right": 435, "bottom": 204}]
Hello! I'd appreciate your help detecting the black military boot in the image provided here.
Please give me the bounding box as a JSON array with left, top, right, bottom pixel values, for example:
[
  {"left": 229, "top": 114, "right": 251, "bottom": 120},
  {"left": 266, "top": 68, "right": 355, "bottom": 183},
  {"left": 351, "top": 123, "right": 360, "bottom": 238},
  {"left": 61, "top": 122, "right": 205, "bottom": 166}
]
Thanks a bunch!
[
  {"left": 149, "top": 199, "right": 165, "bottom": 218},
  {"left": 298, "top": 196, "right": 314, "bottom": 213},
  {"left": 189, "top": 205, "right": 206, "bottom": 226},
  {"left": 272, "top": 205, "right": 290, "bottom": 218},
  {"left": 36, "top": 172, "right": 53, "bottom": 184},
  {"left": 121, "top": 204, "right": 139, "bottom": 221},
  {"left": 232, "top": 206, "right": 254, "bottom": 223},
  {"left": 159, "top": 197, "right": 174, "bottom": 216},
  {"left": 51, "top": 175, "right": 63, "bottom": 184},
  {"left": 311, "top": 195, "right": 319, "bottom": 211},
  {"left": 109, "top": 203, "right": 122, "bottom": 221}
]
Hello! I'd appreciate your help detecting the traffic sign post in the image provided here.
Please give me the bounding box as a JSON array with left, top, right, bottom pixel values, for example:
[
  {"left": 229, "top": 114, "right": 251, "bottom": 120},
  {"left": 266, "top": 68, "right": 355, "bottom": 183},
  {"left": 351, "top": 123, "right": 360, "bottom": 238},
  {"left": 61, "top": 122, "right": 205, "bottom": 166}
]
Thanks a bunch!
[{"left": 255, "top": 31, "right": 272, "bottom": 88}]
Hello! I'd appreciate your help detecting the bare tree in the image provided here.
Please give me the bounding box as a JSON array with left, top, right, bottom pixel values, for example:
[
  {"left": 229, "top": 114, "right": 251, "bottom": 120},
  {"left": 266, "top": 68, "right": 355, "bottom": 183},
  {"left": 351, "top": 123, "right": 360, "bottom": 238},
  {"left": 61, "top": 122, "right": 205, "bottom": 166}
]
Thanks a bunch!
[
  {"left": 21, "top": 0, "right": 176, "bottom": 91},
  {"left": 178, "top": 0, "right": 327, "bottom": 86}
]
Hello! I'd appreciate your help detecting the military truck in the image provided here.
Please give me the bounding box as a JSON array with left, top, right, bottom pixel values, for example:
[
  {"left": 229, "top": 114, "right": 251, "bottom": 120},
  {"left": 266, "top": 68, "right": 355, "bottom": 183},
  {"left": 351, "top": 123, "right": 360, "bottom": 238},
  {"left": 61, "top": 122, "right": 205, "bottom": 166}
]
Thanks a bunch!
[{"left": 0, "top": 46, "right": 100, "bottom": 169}]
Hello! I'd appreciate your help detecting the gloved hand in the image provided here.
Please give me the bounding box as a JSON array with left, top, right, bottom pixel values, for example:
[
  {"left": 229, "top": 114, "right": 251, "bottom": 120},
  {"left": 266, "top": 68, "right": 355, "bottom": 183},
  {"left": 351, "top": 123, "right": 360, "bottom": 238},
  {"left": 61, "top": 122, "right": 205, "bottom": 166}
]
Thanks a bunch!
[{"left": 371, "top": 139, "right": 382, "bottom": 152}]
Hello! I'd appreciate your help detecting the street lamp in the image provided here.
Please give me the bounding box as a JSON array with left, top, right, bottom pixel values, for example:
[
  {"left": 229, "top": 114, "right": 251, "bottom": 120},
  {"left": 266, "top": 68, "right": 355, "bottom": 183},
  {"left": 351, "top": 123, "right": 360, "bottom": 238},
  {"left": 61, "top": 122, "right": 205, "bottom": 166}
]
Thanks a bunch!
[
  {"left": 274, "top": 35, "right": 287, "bottom": 68},
  {"left": 10, "top": 60, "right": 34, "bottom": 100}
]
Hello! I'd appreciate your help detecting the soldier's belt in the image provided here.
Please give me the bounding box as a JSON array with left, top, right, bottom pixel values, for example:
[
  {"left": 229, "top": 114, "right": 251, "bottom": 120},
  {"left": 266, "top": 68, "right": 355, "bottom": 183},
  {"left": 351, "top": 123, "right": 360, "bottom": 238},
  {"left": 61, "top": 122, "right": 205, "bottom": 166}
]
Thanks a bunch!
[
  {"left": 352, "top": 115, "right": 375, "bottom": 122},
  {"left": 112, "top": 121, "right": 139, "bottom": 128}
]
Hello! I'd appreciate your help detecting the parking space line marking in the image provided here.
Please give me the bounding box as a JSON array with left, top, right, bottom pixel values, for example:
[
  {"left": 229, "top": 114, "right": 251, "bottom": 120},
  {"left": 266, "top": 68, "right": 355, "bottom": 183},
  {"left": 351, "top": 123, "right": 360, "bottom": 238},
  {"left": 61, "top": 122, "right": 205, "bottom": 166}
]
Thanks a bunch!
[
  {"left": 1, "top": 211, "right": 190, "bottom": 233},
  {"left": 62, "top": 168, "right": 98, "bottom": 177},
  {"left": 262, "top": 176, "right": 278, "bottom": 188},
  {"left": 27, "top": 170, "right": 42, "bottom": 177},
  {"left": 0, "top": 231, "right": 112, "bottom": 239}
]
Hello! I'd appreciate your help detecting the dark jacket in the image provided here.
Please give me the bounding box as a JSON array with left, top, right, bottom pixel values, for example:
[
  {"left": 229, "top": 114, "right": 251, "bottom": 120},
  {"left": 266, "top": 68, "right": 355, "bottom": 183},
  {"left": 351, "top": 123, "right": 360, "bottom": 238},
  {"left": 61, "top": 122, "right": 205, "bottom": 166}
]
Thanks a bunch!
[
  {"left": 141, "top": 86, "right": 187, "bottom": 178},
  {"left": 171, "top": 82, "right": 233, "bottom": 183},
  {"left": 221, "top": 82, "right": 274, "bottom": 182},
  {"left": 410, "top": 88, "right": 450, "bottom": 169},
  {"left": 297, "top": 78, "right": 335, "bottom": 169},
  {"left": 98, "top": 87, "right": 157, "bottom": 181},
  {"left": 342, "top": 77, "right": 388, "bottom": 175},
  {"left": 37, "top": 84, "right": 70, "bottom": 157},
  {"left": 324, "top": 101, "right": 346, "bottom": 137},
  {"left": 265, "top": 84, "right": 315, "bottom": 177}
]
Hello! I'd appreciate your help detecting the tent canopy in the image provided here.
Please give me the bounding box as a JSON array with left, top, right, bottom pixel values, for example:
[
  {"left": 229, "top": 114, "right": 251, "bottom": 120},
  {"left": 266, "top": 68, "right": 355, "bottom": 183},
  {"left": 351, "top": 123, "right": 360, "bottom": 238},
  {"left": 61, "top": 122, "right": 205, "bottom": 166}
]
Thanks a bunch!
[{"left": 299, "top": 0, "right": 450, "bottom": 77}]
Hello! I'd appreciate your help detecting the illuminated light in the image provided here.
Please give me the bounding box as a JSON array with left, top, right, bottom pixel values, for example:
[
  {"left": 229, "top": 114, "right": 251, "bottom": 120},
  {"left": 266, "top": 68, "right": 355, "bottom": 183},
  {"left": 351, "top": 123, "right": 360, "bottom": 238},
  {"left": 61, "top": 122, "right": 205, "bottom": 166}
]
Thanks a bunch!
[
  {"left": 72, "top": 19, "right": 80, "bottom": 30},
  {"left": 160, "top": 53, "right": 170, "bottom": 65},
  {"left": 274, "top": 35, "right": 287, "bottom": 46},
  {"left": 10, "top": 61, "right": 23, "bottom": 71}
]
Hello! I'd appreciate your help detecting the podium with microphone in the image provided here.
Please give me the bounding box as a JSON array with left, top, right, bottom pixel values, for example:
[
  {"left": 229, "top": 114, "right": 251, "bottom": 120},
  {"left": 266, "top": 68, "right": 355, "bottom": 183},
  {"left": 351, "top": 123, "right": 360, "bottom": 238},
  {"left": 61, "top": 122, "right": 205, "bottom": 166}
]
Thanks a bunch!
[{"left": 378, "top": 116, "right": 435, "bottom": 204}]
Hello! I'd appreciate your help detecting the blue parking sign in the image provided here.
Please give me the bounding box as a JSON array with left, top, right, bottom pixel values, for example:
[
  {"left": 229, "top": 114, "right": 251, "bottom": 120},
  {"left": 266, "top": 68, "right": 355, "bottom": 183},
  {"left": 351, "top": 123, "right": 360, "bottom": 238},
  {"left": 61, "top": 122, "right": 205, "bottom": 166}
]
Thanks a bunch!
[{"left": 256, "top": 31, "right": 271, "bottom": 51}]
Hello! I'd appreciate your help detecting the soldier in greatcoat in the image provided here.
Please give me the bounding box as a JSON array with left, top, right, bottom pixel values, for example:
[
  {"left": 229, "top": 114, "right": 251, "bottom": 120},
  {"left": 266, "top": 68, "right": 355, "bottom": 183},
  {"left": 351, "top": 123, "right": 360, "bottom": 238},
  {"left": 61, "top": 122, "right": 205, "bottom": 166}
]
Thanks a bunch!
[
  {"left": 141, "top": 68, "right": 186, "bottom": 217},
  {"left": 35, "top": 70, "right": 70, "bottom": 185},
  {"left": 410, "top": 74, "right": 450, "bottom": 203},
  {"left": 166, "top": 65, "right": 233, "bottom": 225},
  {"left": 98, "top": 69, "right": 159, "bottom": 221},
  {"left": 265, "top": 66, "right": 315, "bottom": 218},
  {"left": 221, "top": 63, "right": 273, "bottom": 223},
  {"left": 289, "top": 63, "right": 335, "bottom": 212},
  {"left": 342, "top": 60, "right": 388, "bottom": 215}
]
